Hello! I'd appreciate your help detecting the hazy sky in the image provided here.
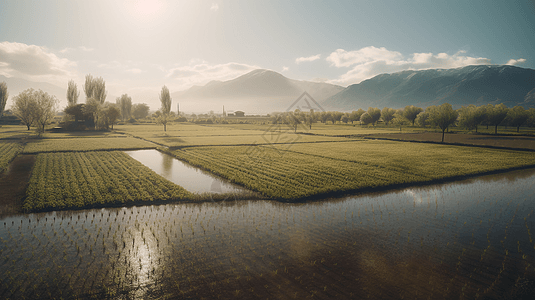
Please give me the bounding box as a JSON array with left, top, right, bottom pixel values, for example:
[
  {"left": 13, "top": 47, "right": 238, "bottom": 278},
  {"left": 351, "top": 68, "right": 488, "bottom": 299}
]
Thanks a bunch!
[{"left": 0, "top": 0, "right": 534, "bottom": 109}]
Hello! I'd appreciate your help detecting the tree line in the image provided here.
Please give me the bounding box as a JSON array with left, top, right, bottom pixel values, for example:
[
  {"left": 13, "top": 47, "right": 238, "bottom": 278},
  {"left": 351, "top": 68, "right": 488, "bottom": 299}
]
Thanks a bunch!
[
  {"left": 272, "top": 103, "right": 535, "bottom": 142},
  {"left": 0, "top": 76, "right": 157, "bottom": 133}
]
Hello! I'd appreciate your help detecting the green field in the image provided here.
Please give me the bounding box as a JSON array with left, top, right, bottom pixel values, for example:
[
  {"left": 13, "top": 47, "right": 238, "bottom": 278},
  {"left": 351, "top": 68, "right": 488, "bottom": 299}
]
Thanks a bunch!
[
  {"left": 23, "top": 151, "right": 193, "bottom": 211},
  {"left": 23, "top": 136, "right": 156, "bottom": 153},
  {"left": 0, "top": 142, "right": 23, "bottom": 172},
  {"left": 169, "top": 140, "right": 535, "bottom": 199}
]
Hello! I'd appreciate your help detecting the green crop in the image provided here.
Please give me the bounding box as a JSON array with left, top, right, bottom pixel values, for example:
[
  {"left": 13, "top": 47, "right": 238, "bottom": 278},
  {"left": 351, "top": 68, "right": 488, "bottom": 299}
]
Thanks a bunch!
[
  {"left": 23, "top": 151, "right": 193, "bottom": 211},
  {"left": 23, "top": 137, "right": 156, "bottom": 153},
  {"left": 170, "top": 140, "right": 535, "bottom": 199},
  {"left": 0, "top": 142, "right": 23, "bottom": 172}
]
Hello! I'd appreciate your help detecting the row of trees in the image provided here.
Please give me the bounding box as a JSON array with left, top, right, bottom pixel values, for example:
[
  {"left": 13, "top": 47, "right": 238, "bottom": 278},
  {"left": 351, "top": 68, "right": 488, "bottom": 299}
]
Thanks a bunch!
[
  {"left": 1, "top": 81, "right": 58, "bottom": 135},
  {"left": 1, "top": 75, "right": 164, "bottom": 133},
  {"left": 272, "top": 103, "right": 535, "bottom": 142},
  {"left": 64, "top": 76, "right": 151, "bottom": 130}
]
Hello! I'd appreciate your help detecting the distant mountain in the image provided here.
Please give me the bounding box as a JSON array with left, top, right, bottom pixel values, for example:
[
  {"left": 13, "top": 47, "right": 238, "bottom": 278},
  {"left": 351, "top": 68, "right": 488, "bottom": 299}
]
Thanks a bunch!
[
  {"left": 172, "top": 69, "right": 344, "bottom": 114},
  {"left": 0, "top": 75, "right": 67, "bottom": 108},
  {"left": 322, "top": 65, "right": 535, "bottom": 111}
]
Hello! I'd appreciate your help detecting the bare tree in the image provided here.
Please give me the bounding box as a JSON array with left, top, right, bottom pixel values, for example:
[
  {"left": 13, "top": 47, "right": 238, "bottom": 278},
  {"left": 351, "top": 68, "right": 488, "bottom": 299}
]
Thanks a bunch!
[
  {"left": 0, "top": 82, "right": 8, "bottom": 119},
  {"left": 12, "top": 88, "right": 38, "bottom": 130},
  {"left": 67, "top": 80, "right": 79, "bottom": 107},
  {"left": 158, "top": 85, "right": 172, "bottom": 131}
]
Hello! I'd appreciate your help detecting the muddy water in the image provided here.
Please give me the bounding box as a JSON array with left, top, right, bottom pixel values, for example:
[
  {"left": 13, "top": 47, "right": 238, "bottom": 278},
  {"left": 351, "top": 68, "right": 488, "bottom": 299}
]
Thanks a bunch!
[
  {"left": 0, "top": 168, "right": 534, "bottom": 299},
  {"left": 0, "top": 154, "right": 35, "bottom": 217},
  {"left": 125, "top": 149, "right": 248, "bottom": 195}
]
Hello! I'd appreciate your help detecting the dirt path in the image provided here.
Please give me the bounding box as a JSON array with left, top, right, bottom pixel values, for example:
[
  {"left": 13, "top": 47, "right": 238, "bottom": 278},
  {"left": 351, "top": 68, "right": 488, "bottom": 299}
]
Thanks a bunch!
[
  {"left": 0, "top": 155, "right": 35, "bottom": 218},
  {"left": 365, "top": 132, "right": 535, "bottom": 151}
]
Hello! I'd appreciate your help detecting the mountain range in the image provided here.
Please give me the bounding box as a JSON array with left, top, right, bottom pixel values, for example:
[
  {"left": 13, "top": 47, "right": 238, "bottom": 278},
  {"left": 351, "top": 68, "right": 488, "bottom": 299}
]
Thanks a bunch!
[
  {"left": 322, "top": 65, "right": 535, "bottom": 111},
  {"left": 0, "top": 75, "right": 67, "bottom": 108},
  {"left": 172, "top": 69, "right": 344, "bottom": 113},
  {"left": 2, "top": 65, "right": 534, "bottom": 114}
]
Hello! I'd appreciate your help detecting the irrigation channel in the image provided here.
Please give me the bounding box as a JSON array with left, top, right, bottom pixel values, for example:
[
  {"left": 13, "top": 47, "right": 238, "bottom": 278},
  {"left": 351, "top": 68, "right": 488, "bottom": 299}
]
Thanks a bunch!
[
  {"left": 0, "top": 155, "right": 534, "bottom": 299},
  {"left": 125, "top": 149, "right": 248, "bottom": 195}
]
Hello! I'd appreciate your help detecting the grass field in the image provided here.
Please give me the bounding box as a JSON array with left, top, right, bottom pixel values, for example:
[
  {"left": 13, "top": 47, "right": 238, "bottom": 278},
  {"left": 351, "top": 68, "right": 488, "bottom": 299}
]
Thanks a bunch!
[{"left": 169, "top": 140, "right": 535, "bottom": 199}]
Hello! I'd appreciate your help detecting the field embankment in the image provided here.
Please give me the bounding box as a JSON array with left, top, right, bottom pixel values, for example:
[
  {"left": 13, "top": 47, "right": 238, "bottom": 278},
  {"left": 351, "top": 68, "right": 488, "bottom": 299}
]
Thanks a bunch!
[{"left": 365, "top": 132, "right": 535, "bottom": 151}]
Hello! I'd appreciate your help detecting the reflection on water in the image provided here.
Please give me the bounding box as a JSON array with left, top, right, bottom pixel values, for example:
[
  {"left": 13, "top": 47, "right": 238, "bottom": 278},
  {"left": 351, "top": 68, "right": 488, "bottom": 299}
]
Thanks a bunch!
[
  {"left": 125, "top": 149, "right": 247, "bottom": 194},
  {"left": 0, "top": 168, "right": 534, "bottom": 299}
]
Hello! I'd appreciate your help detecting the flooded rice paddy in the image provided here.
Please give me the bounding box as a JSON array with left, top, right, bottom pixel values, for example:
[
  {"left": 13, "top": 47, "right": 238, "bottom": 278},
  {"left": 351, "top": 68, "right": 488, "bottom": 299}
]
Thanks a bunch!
[
  {"left": 0, "top": 168, "right": 535, "bottom": 299},
  {"left": 125, "top": 149, "right": 248, "bottom": 195}
]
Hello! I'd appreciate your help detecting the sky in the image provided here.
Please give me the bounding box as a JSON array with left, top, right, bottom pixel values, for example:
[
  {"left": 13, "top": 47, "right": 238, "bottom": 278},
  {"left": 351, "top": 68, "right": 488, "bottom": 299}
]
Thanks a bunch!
[{"left": 0, "top": 0, "right": 534, "bottom": 110}]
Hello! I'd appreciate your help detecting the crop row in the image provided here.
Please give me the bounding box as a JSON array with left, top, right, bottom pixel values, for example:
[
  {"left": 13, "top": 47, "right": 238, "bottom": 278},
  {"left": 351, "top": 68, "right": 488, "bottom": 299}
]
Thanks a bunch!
[
  {"left": 170, "top": 145, "right": 427, "bottom": 199},
  {"left": 274, "top": 140, "right": 535, "bottom": 179},
  {"left": 22, "top": 137, "right": 156, "bottom": 153},
  {"left": 23, "top": 151, "right": 194, "bottom": 211},
  {"left": 0, "top": 142, "right": 23, "bottom": 172},
  {"left": 169, "top": 141, "right": 535, "bottom": 199}
]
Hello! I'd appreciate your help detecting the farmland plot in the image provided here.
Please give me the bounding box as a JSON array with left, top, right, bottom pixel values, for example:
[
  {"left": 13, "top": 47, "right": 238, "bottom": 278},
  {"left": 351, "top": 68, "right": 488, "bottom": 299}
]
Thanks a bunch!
[
  {"left": 170, "top": 140, "right": 535, "bottom": 199},
  {"left": 23, "top": 151, "right": 193, "bottom": 211},
  {"left": 0, "top": 142, "right": 23, "bottom": 172},
  {"left": 23, "top": 137, "right": 156, "bottom": 153}
]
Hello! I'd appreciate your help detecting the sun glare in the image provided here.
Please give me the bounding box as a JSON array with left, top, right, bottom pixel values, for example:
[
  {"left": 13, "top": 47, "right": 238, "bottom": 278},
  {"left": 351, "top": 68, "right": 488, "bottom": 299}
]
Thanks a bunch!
[{"left": 128, "top": 0, "right": 164, "bottom": 20}]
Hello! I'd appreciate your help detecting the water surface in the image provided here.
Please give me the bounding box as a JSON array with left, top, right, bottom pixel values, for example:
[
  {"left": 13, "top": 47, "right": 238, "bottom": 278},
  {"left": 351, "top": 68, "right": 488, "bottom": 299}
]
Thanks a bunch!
[
  {"left": 125, "top": 149, "right": 248, "bottom": 194},
  {"left": 1, "top": 168, "right": 534, "bottom": 299}
]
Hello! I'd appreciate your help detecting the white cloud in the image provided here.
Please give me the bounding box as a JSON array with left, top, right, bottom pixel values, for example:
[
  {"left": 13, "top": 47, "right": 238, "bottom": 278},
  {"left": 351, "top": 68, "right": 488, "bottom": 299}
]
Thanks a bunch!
[
  {"left": 0, "top": 41, "right": 75, "bottom": 83},
  {"left": 505, "top": 58, "right": 526, "bottom": 65},
  {"left": 60, "top": 46, "right": 94, "bottom": 54},
  {"left": 282, "top": 66, "right": 289, "bottom": 72},
  {"left": 295, "top": 54, "right": 321, "bottom": 64},
  {"left": 327, "top": 46, "right": 494, "bottom": 86},
  {"left": 210, "top": 3, "right": 219, "bottom": 11},
  {"left": 326, "top": 47, "right": 402, "bottom": 67},
  {"left": 166, "top": 62, "right": 260, "bottom": 89}
]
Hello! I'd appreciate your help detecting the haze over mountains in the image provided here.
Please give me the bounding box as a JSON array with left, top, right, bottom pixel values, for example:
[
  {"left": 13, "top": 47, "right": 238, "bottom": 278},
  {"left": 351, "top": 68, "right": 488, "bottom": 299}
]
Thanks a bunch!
[
  {"left": 172, "top": 69, "right": 344, "bottom": 114},
  {"left": 323, "top": 65, "right": 535, "bottom": 111},
  {"left": 2, "top": 65, "right": 534, "bottom": 115}
]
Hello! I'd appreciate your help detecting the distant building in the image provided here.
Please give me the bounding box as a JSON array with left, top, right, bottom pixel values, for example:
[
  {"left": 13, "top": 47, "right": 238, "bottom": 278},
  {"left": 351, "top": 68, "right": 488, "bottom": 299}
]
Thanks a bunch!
[
  {"left": 227, "top": 113, "right": 235, "bottom": 117},
  {"left": 235, "top": 111, "right": 245, "bottom": 117}
]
